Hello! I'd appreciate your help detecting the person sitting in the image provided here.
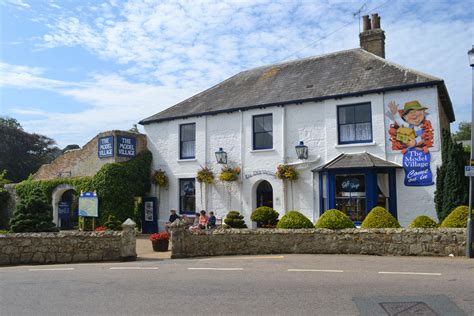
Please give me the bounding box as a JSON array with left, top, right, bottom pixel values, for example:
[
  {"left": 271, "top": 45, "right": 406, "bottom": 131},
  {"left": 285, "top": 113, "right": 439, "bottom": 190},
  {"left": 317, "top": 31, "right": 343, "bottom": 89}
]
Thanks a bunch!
[
  {"left": 189, "top": 212, "right": 200, "bottom": 232},
  {"left": 207, "top": 211, "right": 217, "bottom": 229},
  {"left": 198, "top": 210, "right": 208, "bottom": 229},
  {"left": 165, "top": 209, "right": 181, "bottom": 230}
]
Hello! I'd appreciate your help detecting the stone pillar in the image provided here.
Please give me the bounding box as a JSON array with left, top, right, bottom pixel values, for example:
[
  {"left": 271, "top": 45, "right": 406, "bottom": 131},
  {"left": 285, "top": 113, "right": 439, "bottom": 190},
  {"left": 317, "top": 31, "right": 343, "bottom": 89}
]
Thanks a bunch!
[{"left": 121, "top": 218, "right": 137, "bottom": 261}]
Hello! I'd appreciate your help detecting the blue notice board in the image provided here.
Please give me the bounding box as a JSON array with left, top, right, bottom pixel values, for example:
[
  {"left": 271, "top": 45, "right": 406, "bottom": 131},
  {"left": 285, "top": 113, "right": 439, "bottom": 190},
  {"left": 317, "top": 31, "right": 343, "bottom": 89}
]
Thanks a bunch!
[
  {"left": 117, "top": 136, "right": 136, "bottom": 157},
  {"left": 58, "top": 201, "right": 70, "bottom": 218},
  {"left": 78, "top": 192, "right": 99, "bottom": 218},
  {"left": 98, "top": 136, "right": 114, "bottom": 158}
]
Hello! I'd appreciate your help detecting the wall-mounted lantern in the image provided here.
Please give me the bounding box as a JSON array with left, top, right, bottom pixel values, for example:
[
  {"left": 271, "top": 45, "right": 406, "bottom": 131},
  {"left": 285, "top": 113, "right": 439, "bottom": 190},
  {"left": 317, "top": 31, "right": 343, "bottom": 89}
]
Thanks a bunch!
[
  {"left": 215, "top": 147, "right": 227, "bottom": 164},
  {"left": 295, "top": 141, "right": 308, "bottom": 160}
]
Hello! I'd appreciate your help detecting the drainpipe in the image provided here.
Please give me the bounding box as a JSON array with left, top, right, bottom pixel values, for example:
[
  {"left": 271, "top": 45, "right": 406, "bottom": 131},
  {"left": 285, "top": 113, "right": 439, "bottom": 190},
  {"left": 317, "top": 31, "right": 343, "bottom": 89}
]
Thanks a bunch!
[
  {"left": 240, "top": 110, "right": 244, "bottom": 213},
  {"left": 281, "top": 106, "right": 287, "bottom": 214}
]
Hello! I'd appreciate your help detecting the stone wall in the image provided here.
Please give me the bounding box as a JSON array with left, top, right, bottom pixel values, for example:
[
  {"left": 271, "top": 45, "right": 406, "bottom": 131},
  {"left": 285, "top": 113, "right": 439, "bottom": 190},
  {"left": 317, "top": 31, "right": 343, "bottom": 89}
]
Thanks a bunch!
[
  {"left": 170, "top": 228, "right": 467, "bottom": 258},
  {"left": 0, "top": 221, "right": 136, "bottom": 265}
]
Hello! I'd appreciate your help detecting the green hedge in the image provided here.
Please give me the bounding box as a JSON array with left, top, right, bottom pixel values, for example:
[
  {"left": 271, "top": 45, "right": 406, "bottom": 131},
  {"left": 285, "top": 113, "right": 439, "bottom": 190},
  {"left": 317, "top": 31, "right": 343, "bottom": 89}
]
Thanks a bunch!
[
  {"left": 440, "top": 205, "right": 468, "bottom": 228},
  {"left": 315, "top": 209, "right": 355, "bottom": 229},
  {"left": 14, "top": 151, "right": 152, "bottom": 225},
  {"left": 408, "top": 215, "right": 438, "bottom": 228},
  {"left": 250, "top": 206, "right": 279, "bottom": 228},
  {"left": 224, "top": 211, "right": 247, "bottom": 228},
  {"left": 360, "top": 207, "right": 401, "bottom": 228},
  {"left": 276, "top": 211, "right": 313, "bottom": 229}
]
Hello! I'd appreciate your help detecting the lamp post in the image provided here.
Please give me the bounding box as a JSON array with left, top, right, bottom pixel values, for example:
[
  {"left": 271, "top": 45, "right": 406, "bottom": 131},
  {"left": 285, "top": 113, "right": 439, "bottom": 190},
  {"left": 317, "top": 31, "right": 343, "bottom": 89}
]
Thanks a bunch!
[
  {"left": 295, "top": 141, "right": 309, "bottom": 160},
  {"left": 215, "top": 147, "right": 227, "bottom": 165},
  {"left": 467, "top": 46, "right": 474, "bottom": 258}
]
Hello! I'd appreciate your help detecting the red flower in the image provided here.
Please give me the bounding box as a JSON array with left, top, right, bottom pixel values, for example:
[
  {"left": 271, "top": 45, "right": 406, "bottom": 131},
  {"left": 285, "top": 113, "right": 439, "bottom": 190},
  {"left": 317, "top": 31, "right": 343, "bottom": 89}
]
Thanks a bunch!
[
  {"left": 150, "top": 231, "right": 170, "bottom": 241},
  {"left": 95, "top": 226, "right": 106, "bottom": 232}
]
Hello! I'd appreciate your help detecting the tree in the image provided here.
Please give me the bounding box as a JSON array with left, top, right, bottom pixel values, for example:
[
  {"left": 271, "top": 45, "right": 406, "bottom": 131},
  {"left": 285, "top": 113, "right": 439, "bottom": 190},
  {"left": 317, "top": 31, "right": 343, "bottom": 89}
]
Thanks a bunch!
[
  {"left": 10, "top": 187, "right": 57, "bottom": 232},
  {"left": 62, "top": 144, "right": 81, "bottom": 153},
  {"left": 435, "top": 129, "right": 469, "bottom": 222},
  {"left": 0, "top": 117, "right": 61, "bottom": 183},
  {"left": 452, "top": 122, "right": 471, "bottom": 141}
]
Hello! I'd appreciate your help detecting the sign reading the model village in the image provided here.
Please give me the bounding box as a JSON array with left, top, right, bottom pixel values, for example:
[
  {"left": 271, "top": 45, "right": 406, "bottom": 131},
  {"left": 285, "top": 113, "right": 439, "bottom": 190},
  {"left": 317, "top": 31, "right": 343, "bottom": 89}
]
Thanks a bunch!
[
  {"left": 384, "top": 90, "right": 438, "bottom": 186},
  {"left": 117, "top": 136, "right": 136, "bottom": 157},
  {"left": 403, "top": 149, "right": 434, "bottom": 186},
  {"left": 98, "top": 136, "right": 114, "bottom": 158},
  {"left": 244, "top": 170, "right": 275, "bottom": 179}
]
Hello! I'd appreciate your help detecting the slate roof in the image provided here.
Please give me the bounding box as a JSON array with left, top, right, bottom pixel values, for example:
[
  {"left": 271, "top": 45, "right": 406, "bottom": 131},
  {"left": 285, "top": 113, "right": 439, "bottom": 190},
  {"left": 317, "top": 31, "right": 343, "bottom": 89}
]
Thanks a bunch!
[
  {"left": 140, "top": 48, "right": 454, "bottom": 125},
  {"left": 312, "top": 152, "right": 401, "bottom": 172}
]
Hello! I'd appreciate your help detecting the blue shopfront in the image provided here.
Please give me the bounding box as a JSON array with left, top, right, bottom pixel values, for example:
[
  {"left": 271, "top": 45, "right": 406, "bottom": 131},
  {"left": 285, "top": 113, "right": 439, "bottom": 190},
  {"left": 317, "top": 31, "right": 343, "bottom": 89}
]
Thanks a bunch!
[{"left": 314, "top": 153, "right": 401, "bottom": 225}]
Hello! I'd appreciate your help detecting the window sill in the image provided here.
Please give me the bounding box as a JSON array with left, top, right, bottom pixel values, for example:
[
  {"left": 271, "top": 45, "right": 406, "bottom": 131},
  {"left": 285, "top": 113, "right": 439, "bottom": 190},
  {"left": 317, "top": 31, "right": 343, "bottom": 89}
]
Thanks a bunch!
[
  {"left": 177, "top": 158, "right": 197, "bottom": 162},
  {"left": 250, "top": 148, "right": 275, "bottom": 153},
  {"left": 334, "top": 141, "right": 376, "bottom": 148}
]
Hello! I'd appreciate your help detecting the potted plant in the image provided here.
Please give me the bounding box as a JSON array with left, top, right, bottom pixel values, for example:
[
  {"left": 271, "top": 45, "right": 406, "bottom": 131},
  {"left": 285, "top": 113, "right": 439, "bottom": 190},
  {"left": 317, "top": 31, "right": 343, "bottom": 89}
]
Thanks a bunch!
[
  {"left": 276, "top": 164, "right": 298, "bottom": 210},
  {"left": 149, "top": 231, "right": 170, "bottom": 252},
  {"left": 219, "top": 166, "right": 240, "bottom": 182}
]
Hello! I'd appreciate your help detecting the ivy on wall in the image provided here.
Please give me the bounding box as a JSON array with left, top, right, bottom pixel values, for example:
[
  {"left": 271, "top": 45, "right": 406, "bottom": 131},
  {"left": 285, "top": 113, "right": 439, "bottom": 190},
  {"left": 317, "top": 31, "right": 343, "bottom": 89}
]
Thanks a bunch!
[{"left": 14, "top": 151, "right": 152, "bottom": 225}]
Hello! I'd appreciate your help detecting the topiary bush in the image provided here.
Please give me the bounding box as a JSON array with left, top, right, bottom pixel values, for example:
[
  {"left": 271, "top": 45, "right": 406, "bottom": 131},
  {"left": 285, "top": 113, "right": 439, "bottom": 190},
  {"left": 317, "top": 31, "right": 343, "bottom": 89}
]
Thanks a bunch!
[
  {"left": 10, "top": 187, "right": 58, "bottom": 232},
  {"left": 315, "top": 209, "right": 355, "bottom": 229},
  {"left": 104, "top": 215, "right": 123, "bottom": 231},
  {"left": 408, "top": 215, "right": 439, "bottom": 228},
  {"left": 440, "top": 205, "right": 468, "bottom": 228},
  {"left": 360, "top": 206, "right": 401, "bottom": 228},
  {"left": 224, "top": 211, "right": 247, "bottom": 228},
  {"left": 251, "top": 206, "right": 279, "bottom": 228},
  {"left": 276, "top": 211, "right": 313, "bottom": 229}
]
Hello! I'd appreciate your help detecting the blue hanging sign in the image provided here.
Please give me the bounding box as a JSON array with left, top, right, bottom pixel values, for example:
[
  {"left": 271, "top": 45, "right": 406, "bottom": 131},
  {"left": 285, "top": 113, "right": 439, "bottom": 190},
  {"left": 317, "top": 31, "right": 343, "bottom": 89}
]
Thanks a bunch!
[
  {"left": 98, "top": 136, "right": 114, "bottom": 158},
  {"left": 403, "top": 149, "right": 434, "bottom": 186},
  {"left": 78, "top": 192, "right": 99, "bottom": 217},
  {"left": 117, "top": 136, "right": 136, "bottom": 157}
]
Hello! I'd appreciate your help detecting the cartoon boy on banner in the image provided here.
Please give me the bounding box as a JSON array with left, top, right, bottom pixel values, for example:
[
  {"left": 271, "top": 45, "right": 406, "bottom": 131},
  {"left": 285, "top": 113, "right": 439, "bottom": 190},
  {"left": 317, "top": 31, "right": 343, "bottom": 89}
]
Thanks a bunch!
[{"left": 387, "top": 100, "right": 434, "bottom": 186}]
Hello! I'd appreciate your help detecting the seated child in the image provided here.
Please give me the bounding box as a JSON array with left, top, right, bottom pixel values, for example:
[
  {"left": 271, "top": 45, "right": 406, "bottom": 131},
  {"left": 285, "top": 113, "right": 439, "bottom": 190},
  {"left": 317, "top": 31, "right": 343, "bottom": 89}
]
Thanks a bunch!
[{"left": 207, "top": 211, "right": 217, "bottom": 229}]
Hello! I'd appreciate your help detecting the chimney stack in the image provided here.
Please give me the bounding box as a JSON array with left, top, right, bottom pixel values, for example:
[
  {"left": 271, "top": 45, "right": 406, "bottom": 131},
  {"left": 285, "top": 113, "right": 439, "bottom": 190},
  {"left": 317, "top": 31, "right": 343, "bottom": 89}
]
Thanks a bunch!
[{"left": 359, "top": 13, "right": 385, "bottom": 58}]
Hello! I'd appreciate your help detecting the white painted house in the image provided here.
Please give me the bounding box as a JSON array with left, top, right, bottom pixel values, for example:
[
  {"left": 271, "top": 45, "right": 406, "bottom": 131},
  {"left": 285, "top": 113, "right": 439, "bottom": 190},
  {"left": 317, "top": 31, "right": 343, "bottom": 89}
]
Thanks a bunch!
[{"left": 140, "top": 15, "right": 454, "bottom": 229}]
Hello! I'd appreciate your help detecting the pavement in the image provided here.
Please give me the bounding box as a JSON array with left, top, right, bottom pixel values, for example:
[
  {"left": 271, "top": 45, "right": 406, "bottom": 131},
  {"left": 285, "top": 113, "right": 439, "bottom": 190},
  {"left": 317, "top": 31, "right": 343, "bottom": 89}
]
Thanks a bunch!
[{"left": 135, "top": 234, "right": 171, "bottom": 260}]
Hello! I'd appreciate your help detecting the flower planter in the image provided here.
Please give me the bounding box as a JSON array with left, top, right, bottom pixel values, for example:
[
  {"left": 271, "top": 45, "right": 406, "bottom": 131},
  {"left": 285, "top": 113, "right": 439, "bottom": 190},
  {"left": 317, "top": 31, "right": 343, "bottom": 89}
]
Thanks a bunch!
[{"left": 152, "top": 240, "right": 169, "bottom": 252}]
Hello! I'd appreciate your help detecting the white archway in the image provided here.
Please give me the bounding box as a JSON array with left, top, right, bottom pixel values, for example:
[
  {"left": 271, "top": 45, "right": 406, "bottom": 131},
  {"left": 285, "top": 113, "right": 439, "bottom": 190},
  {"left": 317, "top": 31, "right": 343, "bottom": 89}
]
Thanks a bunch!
[{"left": 51, "top": 184, "right": 76, "bottom": 226}]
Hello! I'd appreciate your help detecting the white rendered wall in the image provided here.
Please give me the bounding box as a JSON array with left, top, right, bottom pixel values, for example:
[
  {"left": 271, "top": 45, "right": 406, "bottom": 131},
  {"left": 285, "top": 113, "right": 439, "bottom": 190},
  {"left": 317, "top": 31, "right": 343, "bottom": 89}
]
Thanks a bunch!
[{"left": 144, "top": 86, "right": 443, "bottom": 229}]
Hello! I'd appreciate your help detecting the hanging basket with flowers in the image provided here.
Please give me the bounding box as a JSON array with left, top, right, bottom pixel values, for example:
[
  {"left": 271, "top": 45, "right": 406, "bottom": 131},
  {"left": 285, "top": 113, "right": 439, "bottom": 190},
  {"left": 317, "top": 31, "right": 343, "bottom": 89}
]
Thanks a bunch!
[
  {"left": 149, "top": 231, "right": 170, "bottom": 252},
  {"left": 219, "top": 166, "right": 241, "bottom": 182},
  {"left": 275, "top": 164, "right": 298, "bottom": 181},
  {"left": 152, "top": 169, "right": 168, "bottom": 187},
  {"left": 197, "top": 166, "right": 215, "bottom": 184}
]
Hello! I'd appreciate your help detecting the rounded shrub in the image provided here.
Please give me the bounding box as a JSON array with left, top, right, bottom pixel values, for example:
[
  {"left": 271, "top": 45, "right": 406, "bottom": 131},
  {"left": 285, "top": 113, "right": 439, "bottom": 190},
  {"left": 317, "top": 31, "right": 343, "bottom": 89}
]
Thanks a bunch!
[
  {"left": 224, "top": 211, "right": 247, "bottom": 228},
  {"left": 360, "top": 206, "right": 401, "bottom": 228},
  {"left": 440, "top": 205, "right": 468, "bottom": 228},
  {"left": 250, "top": 206, "right": 279, "bottom": 228},
  {"left": 408, "top": 215, "right": 438, "bottom": 228},
  {"left": 276, "top": 211, "right": 313, "bottom": 229},
  {"left": 315, "top": 209, "right": 355, "bottom": 229}
]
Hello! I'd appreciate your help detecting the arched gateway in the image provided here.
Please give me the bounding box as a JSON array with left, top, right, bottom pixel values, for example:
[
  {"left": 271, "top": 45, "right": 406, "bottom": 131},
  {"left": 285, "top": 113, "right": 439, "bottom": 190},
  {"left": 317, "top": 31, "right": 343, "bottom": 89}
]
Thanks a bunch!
[{"left": 256, "top": 180, "right": 273, "bottom": 209}]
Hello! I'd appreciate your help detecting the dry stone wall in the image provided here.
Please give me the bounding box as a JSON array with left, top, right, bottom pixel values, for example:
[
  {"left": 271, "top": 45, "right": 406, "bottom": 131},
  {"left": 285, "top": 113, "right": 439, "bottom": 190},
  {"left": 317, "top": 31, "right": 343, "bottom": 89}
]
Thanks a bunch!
[
  {"left": 170, "top": 228, "right": 467, "bottom": 258},
  {"left": 0, "top": 223, "right": 136, "bottom": 265}
]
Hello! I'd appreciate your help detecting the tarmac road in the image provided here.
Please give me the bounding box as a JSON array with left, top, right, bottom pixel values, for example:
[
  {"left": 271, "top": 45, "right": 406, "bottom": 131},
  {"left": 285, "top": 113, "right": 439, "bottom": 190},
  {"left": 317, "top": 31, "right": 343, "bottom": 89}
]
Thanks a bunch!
[{"left": 0, "top": 254, "right": 473, "bottom": 315}]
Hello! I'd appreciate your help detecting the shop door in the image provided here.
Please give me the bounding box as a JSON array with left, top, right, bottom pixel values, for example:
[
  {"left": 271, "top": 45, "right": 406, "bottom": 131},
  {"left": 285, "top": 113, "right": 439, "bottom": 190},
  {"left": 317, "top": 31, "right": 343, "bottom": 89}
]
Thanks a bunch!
[{"left": 256, "top": 181, "right": 273, "bottom": 208}]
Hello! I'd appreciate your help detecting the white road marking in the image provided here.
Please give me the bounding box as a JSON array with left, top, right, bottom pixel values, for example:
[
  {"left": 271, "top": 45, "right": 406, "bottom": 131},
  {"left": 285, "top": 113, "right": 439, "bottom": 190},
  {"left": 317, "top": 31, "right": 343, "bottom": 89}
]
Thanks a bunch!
[
  {"left": 199, "top": 255, "right": 284, "bottom": 261},
  {"left": 29, "top": 268, "right": 75, "bottom": 271},
  {"left": 109, "top": 267, "right": 159, "bottom": 270},
  {"left": 187, "top": 268, "right": 243, "bottom": 271},
  {"left": 378, "top": 271, "right": 442, "bottom": 276},
  {"left": 288, "top": 269, "right": 344, "bottom": 273}
]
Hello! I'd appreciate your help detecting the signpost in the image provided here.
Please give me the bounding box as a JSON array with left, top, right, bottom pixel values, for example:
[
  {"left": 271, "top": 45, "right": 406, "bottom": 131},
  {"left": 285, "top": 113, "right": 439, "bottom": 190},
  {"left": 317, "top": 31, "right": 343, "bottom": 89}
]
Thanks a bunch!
[
  {"left": 78, "top": 192, "right": 99, "bottom": 230},
  {"left": 98, "top": 136, "right": 114, "bottom": 158},
  {"left": 117, "top": 136, "right": 136, "bottom": 157}
]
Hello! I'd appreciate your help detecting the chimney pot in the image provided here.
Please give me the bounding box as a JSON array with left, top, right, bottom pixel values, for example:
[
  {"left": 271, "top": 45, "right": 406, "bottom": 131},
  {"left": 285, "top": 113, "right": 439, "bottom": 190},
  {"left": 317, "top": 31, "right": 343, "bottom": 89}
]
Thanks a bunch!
[
  {"left": 372, "top": 13, "right": 381, "bottom": 29},
  {"left": 362, "top": 15, "right": 371, "bottom": 31}
]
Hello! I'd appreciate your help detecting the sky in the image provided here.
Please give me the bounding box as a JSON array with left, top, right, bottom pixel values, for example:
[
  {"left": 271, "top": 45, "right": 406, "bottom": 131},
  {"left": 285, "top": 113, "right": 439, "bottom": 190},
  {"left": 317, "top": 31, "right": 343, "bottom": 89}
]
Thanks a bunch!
[{"left": 0, "top": 0, "right": 472, "bottom": 148}]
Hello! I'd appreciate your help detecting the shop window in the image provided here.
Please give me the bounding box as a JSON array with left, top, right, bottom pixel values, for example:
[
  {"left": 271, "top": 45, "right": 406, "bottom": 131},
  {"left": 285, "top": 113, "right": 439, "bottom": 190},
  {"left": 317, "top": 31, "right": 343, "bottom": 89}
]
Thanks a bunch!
[
  {"left": 335, "top": 174, "right": 366, "bottom": 222},
  {"left": 253, "top": 114, "right": 273, "bottom": 150},
  {"left": 337, "top": 103, "right": 372, "bottom": 144},
  {"left": 377, "top": 173, "right": 389, "bottom": 209},
  {"left": 179, "top": 178, "right": 195, "bottom": 215},
  {"left": 180, "top": 123, "right": 195, "bottom": 159}
]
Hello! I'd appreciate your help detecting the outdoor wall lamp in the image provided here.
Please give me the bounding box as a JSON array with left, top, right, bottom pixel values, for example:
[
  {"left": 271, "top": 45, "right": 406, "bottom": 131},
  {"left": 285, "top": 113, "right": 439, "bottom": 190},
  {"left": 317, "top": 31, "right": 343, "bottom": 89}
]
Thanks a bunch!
[
  {"left": 215, "top": 147, "right": 227, "bottom": 164},
  {"left": 295, "top": 141, "right": 308, "bottom": 160}
]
